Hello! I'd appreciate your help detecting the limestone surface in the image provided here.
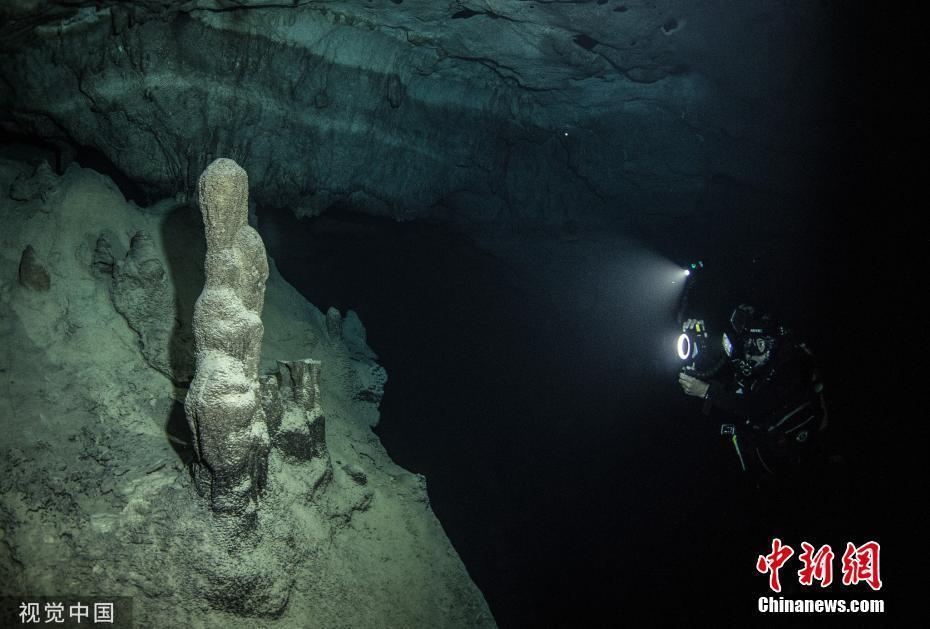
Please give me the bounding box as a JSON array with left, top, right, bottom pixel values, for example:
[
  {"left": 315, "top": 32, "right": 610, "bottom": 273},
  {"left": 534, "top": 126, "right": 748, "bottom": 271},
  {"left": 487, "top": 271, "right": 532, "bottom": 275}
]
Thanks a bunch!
[
  {"left": 9, "top": 161, "right": 58, "bottom": 205},
  {"left": 17, "top": 245, "right": 50, "bottom": 291},
  {"left": 107, "top": 230, "right": 192, "bottom": 382},
  {"left": 0, "top": 1, "right": 838, "bottom": 233},
  {"left": 185, "top": 158, "right": 271, "bottom": 514},
  {"left": 0, "top": 159, "right": 495, "bottom": 627}
]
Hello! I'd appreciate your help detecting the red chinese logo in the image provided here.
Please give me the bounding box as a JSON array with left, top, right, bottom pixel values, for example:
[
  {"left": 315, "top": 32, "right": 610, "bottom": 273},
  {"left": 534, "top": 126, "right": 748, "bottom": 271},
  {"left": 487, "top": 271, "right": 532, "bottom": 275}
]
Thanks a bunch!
[
  {"left": 757, "top": 539, "right": 881, "bottom": 592},
  {"left": 841, "top": 541, "right": 882, "bottom": 591},
  {"left": 756, "top": 538, "right": 795, "bottom": 593},
  {"left": 798, "top": 542, "right": 834, "bottom": 587}
]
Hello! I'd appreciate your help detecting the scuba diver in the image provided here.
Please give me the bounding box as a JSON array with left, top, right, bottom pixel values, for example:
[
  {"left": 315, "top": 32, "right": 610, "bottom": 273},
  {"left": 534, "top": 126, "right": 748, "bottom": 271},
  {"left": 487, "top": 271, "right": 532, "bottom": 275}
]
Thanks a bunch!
[{"left": 677, "top": 303, "right": 828, "bottom": 485}]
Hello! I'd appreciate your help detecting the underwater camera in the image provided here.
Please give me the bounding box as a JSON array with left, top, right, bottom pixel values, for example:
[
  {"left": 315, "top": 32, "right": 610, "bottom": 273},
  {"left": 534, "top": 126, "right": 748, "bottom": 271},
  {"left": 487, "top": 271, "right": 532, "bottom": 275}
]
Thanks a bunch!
[
  {"left": 675, "top": 261, "right": 727, "bottom": 377},
  {"left": 677, "top": 319, "right": 727, "bottom": 378},
  {"left": 678, "top": 319, "right": 711, "bottom": 373}
]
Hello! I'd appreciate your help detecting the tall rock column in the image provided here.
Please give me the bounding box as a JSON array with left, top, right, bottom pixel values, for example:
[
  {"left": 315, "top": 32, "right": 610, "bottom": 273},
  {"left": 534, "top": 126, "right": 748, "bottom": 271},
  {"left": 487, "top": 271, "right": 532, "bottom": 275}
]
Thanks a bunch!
[{"left": 185, "top": 158, "right": 271, "bottom": 514}]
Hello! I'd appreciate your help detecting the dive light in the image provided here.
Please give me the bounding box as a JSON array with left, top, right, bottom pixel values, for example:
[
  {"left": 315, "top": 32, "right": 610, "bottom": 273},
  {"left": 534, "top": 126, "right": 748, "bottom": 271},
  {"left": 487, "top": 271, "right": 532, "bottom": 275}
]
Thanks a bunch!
[{"left": 678, "top": 319, "right": 710, "bottom": 369}]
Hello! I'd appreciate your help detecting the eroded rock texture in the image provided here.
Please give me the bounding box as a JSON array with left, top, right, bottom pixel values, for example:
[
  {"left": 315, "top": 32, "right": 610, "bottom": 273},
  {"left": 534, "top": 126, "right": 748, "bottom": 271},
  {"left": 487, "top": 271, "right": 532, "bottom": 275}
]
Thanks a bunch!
[
  {"left": 92, "top": 229, "right": 194, "bottom": 382},
  {"left": 18, "top": 245, "right": 50, "bottom": 291},
  {"left": 0, "top": 1, "right": 837, "bottom": 232},
  {"left": 113, "top": 231, "right": 191, "bottom": 380},
  {"left": 185, "top": 157, "right": 271, "bottom": 514},
  {"left": 9, "top": 161, "right": 58, "bottom": 205},
  {"left": 266, "top": 359, "right": 333, "bottom": 497},
  {"left": 0, "top": 158, "right": 496, "bottom": 628}
]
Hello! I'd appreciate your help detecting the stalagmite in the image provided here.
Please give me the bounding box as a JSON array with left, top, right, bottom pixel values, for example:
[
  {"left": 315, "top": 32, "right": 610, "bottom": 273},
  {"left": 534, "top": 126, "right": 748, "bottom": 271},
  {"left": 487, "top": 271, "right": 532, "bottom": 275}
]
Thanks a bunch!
[{"left": 185, "top": 158, "right": 270, "bottom": 514}]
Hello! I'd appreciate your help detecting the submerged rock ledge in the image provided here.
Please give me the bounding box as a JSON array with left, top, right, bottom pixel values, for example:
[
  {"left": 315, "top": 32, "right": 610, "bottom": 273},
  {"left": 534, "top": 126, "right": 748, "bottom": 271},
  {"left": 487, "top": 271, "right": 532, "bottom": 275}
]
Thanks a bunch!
[{"left": 0, "top": 158, "right": 495, "bottom": 627}]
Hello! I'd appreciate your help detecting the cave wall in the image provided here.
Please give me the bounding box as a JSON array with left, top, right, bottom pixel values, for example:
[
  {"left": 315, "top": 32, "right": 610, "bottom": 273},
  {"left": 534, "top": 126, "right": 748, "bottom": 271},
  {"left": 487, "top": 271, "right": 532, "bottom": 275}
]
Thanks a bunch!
[{"left": 0, "top": 0, "right": 839, "bottom": 231}]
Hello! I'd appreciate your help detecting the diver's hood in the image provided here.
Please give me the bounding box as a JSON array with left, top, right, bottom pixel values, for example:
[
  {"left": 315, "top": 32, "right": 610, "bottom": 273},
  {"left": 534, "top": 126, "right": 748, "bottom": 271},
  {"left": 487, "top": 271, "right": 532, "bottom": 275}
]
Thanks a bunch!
[{"left": 727, "top": 304, "right": 782, "bottom": 378}]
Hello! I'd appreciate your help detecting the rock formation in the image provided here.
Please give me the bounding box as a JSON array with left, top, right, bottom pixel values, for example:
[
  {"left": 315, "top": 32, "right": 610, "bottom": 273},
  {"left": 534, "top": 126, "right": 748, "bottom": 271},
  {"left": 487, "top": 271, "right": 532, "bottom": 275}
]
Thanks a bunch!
[
  {"left": 17, "top": 245, "right": 50, "bottom": 291},
  {"left": 272, "top": 359, "right": 326, "bottom": 460},
  {"left": 343, "top": 309, "right": 377, "bottom": 359},
  {"left": 325, "top": 305, "right": 342, "bottom": 340},
  {"left": 184, "top": 158, "right": 271, "bottom": 514},
  {"left": 112, "top": 231, "right": 191, "bottom": 380},
  {"left": 0, "top": 1, "right": 837, "bottom": 232},
  {"left": 0, "top": 158, "right": 497, "bottom": 628},
  {"left": 9, "top": 161, "right": 58, "bottom": 205},
  {"left": 266, "top": 359, "right": 333, "bottom": 497},
  {"left": 91, "top": 231, "right": 118, "bottom": 276},
  {"left": 92, "top": 229, "right": 194, "bottom": 383}
]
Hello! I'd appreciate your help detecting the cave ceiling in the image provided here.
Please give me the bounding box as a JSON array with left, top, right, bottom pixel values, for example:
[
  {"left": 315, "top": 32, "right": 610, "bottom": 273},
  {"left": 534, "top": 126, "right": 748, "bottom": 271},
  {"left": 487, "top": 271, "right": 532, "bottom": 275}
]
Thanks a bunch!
[{"left": 0, "top": 1, "right": 837, "bottom": 229}]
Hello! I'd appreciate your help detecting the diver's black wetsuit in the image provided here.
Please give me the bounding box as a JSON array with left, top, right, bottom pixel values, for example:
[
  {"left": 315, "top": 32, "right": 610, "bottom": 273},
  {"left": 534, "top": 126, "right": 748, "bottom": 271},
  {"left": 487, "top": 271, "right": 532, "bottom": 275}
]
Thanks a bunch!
[{"left": 702, "top": 339, "right": 825, "bottom": 477}]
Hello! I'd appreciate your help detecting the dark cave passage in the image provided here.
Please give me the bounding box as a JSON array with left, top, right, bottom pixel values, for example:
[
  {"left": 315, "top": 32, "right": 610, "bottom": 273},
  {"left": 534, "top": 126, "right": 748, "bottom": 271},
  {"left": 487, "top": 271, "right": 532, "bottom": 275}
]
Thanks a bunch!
[
  {"left": 1, "top": 2, "right": 924, "bottom": 624},
  {"left": 256, "top": 207, "right": 871, "bottom": 626}
]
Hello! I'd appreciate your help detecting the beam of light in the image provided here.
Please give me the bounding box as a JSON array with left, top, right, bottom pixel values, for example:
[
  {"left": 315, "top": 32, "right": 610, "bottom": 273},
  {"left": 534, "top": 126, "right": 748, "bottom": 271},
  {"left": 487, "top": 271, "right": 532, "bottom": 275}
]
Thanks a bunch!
[{"left": 562, "top": 236, "right": 694, "bottom": 377}]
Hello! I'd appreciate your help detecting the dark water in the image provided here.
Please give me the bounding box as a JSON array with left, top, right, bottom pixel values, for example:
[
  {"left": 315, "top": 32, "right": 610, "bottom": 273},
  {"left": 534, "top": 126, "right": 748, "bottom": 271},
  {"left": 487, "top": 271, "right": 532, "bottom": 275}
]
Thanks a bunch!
[
  {"left": 253, "top": 8, "right": 925, "bottom": 621},
  {"left": 258, "top": 203, "right": 914, "bottom": 626}
]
